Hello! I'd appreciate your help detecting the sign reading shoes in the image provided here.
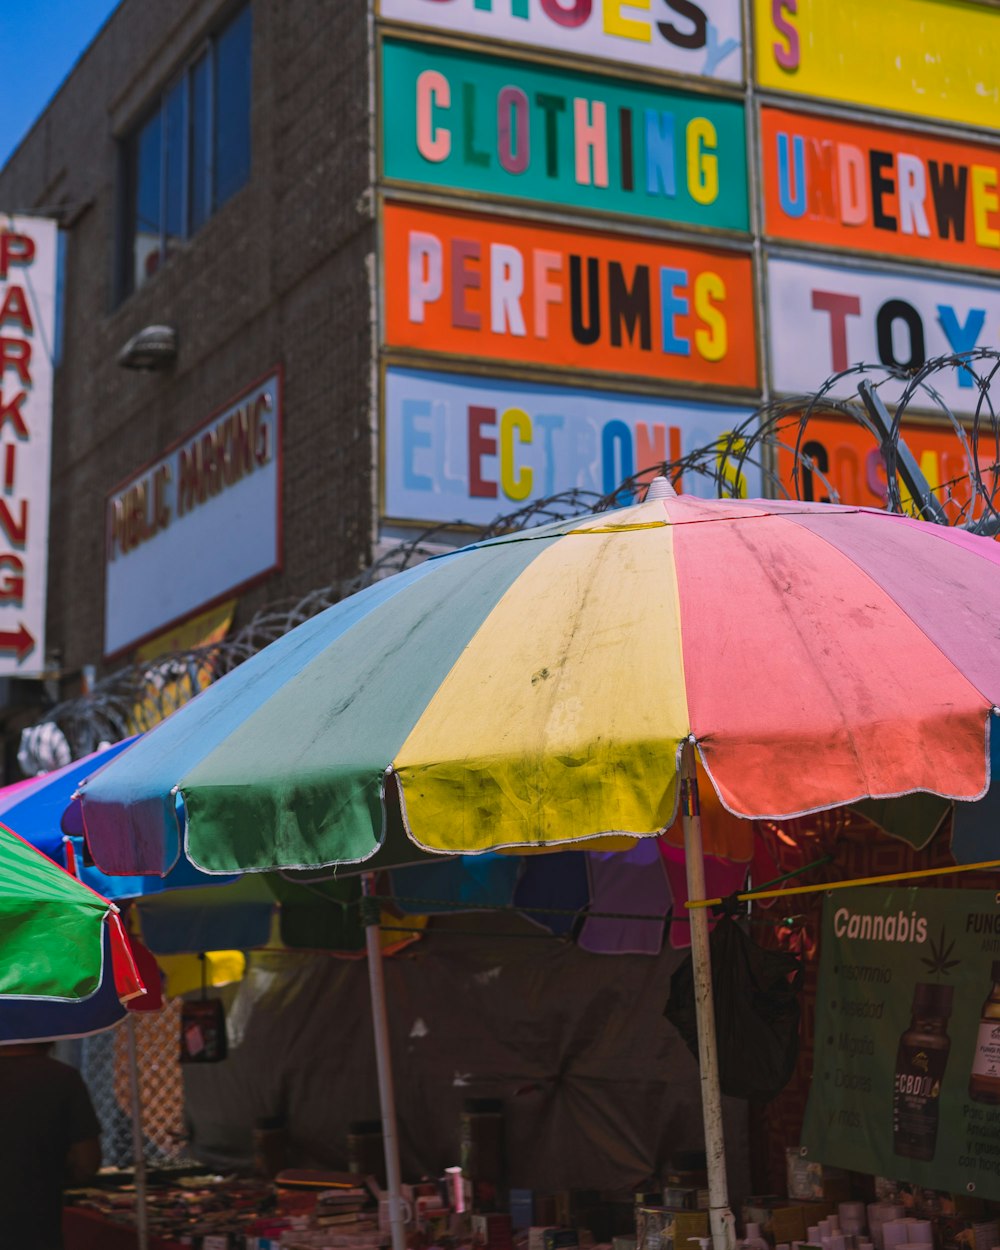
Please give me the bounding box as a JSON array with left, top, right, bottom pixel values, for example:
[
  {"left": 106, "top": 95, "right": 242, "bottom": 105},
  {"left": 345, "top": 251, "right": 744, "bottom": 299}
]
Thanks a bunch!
[
  {"left": 381, "top": 38, "right": 748, "bottom": 232},
  {"left": 378, "top": 0, "right": 744, "bottom": 83},
  {"left": 383, "top": 201, "right": 758, "bottom": 389}
]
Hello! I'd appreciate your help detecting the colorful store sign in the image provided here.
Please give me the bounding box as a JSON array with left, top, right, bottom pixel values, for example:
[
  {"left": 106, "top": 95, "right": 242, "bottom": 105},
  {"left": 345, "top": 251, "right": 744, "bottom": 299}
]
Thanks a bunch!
[
  {"left": 0, "top": 215, "right": 57, "bottom": 676},
  {"left": 761, "top": 107, "right": 1000, "bottom": 273},
  {"left": 772, "top": 414, "right": 1000, "bottom": 525},
  {"left": 381, "top": 39, "right": 748, "bottom": 232},
  {"left": 378, "top": 0, "right": 743, "bottom": 83},
  {"left": 384, "top": 365, "right": 758, "bottom": 523},
  {"left": 803, "top": 886, "right": 1000, "bottom": 1201},
  {"left": 104, "top": 371, "right": 282, "bottom": 656},
  {"left": 767, "top": 257, "right": 1000, "bottom": 415},
  {"left": 754, "top": 0, "right": 1000, "bottom": 131},
  {"left": 383, "top": 202, "right": 758, "bottom": 388}
]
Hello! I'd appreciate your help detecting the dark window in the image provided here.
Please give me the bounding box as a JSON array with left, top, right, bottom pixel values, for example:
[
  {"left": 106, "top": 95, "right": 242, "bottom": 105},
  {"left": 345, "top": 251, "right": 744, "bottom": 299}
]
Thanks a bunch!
[{"left": 121, "top": 3, "right": 251, "bottom": 299}]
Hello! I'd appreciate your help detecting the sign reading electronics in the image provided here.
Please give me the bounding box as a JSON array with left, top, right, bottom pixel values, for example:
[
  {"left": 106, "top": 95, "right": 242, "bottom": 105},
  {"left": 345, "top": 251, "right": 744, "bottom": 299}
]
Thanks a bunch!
[
  {"left": 768, "top": 257, "right": 1000, "bottom": 416},
  {"left": 755, "top": 0, "right": 1000, "bottom": 131},
  {"left": 383, "top": 202, "right": 757, "bottom": 389},
  {"left": 378, "top": 0, "right": 743, "bottom": 83},
  {"left": 381, "top": 38, "right": 748, "bottom": 232},
  {"left": 761, "top": 107, "right": 1000, "bottom": 273},
  {"left": 104, "top": 371, "right": 281, "bottom": 656},
  {"left": 384, "top": 366, "right": 758, "bottom": 524},
  {"left": 0, "top": 217, "right": 57, "bottom": 676}
]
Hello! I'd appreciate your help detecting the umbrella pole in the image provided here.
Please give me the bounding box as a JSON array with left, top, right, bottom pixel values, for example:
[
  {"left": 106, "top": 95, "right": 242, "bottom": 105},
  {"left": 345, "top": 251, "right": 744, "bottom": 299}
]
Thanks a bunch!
[
  {"left": 125, "top": 1013, "right": 149, "bottom": 1250},
  {"left": 680, "top": 740, "right": 736, "bottom": 1250},
  {"left": 362, "top": 872, "right": 407, "bottom": 1250}
]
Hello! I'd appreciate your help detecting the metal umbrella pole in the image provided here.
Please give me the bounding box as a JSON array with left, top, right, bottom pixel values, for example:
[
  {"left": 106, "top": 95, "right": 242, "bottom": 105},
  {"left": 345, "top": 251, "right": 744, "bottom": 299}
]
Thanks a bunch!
[
  {"left": 361, "top": 873, "right": 407, "bottom": 1250},
  {"left": 125, "top": 1012, "right": 149, "bottom": 1250},
  {"left": 680, "top": 739, "right": 736, "bottom": 1250}
]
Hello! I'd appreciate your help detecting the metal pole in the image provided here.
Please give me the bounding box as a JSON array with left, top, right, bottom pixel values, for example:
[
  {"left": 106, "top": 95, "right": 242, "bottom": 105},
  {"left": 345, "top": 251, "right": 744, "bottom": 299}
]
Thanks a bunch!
[
  {"left": 362, "top": 873, "right": 407, "bottom": 1250},
  {"left": 125, "top": 1013, "right": 149, "bottom": 1250},
  {"left": 680, "top": 740, "right": 736, "bottom": 1250}
]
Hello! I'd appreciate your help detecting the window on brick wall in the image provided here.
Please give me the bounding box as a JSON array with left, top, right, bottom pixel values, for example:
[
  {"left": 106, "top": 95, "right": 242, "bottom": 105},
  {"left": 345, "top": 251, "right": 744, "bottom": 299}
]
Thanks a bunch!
[{"left": 120, "top": 2, "right": 251, "bottom": 300}]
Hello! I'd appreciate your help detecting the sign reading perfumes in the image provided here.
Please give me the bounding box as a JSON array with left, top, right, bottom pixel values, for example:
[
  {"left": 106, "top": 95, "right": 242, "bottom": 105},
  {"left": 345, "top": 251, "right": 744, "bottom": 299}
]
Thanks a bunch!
[
  {"left": 379, "top": 0, "right": 744, "bottom": 83},
  {"left": 803, "top": 886, "right": 1000, "bottom": 1200}
]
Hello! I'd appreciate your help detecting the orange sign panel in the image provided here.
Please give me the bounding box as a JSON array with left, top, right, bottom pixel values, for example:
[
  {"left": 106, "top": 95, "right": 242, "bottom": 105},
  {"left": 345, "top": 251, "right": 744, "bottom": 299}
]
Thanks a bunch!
[
  {"left": 383, "top": 202, "right": 758, "bottom": 390},
  {"left": 775, "top": 415, "right": 1000, "bottom": 523},
  {"left": 761, "top": 106, "right": 1000, "bottom": 272}
]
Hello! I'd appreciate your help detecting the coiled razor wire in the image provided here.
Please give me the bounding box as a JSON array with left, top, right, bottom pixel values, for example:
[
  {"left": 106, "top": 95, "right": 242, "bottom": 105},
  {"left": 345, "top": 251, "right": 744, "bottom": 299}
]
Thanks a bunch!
[{"left": 20, "top": 351, "right": 1000, "bottom": 769}]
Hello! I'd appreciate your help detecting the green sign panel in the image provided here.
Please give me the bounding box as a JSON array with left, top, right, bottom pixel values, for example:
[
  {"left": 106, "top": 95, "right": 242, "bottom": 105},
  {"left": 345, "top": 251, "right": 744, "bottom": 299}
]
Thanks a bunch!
[
  {"left": 380, "top": 38, "right": 748, "bottom": 233},
  {"left": 803, "top": 887, "right": 1000, "bottom": 1199}
]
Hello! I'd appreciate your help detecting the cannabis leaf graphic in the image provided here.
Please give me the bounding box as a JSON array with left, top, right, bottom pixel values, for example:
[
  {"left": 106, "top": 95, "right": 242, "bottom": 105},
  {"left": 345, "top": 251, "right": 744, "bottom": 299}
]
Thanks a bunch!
[{"left": 920, "top": 926, "right": 961, "bottom": 976}]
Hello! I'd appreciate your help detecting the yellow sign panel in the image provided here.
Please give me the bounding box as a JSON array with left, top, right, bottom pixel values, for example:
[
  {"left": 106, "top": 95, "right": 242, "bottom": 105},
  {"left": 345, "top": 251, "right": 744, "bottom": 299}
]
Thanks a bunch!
[
  {"left": 132, "top": 599, "right": 236, "bottom": 730},
  {"left": 755, "top": 0, "right": 1000, "bottom": 130}
]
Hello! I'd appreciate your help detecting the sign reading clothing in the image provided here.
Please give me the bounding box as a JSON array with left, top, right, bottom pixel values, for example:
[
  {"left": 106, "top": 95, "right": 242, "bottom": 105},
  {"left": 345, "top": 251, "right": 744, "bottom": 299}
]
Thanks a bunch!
[
  {"left": 378, "top": 0, "right": 743, "bottom": 83},
  {"left": 0, "top": 216, "right": 57, "bottom": 675},
  {"left": 383, "top": 202, "right": 758, "bottom": 389},
  {"left": 761, "top": 106, "right": 1000, "bottom": 273},
  {"left": 384, "top": 366, "right": 757, "bottom": 524},
  {"left": 104, "top": 371, "right": 281, "bottom": 656},
  {"left": 767, "top": 257, "right": 1000, "bottom": 416},
  {"left": 381, "top": 38, "right": 748, "bottom": 232},
  {"left": 803, "top": 886, "right": 1000, "bottom": 1201},
  {"left": 755, "top": 0, "right": 1000, "bottom": 131}
]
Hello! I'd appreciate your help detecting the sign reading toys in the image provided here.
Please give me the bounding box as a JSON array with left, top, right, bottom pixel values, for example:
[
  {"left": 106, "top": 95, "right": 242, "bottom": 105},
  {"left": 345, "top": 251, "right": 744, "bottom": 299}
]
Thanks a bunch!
[
  {"left": 104, "top": 371, "right": 281, "bottom": 656},
  {"left": 383, "top": 202, "right": 757, "bottom": 389},
  {"left": 0, "top": 216, "right": 57, "bottom": 676},
  {"left": 761, "top": 107, "right": 1000, "bottom": 273},
  {"left": 755, "top": 0, "right": 1000, "bottom": 131},
  {"left": 803, "top": 886, "right": 1000, "bottom": 1200},
  {"left": 378, "top": 0, "right": 743, "bottom": 83},
  {"left": 381, "top": 38, "right": 748, "bottom": 232},
  {"left": 767, "top": 257, "right": 1000, "bottom": 415},
  {"left": 384, "top": 366, "right": 757, "bottom": 525}
]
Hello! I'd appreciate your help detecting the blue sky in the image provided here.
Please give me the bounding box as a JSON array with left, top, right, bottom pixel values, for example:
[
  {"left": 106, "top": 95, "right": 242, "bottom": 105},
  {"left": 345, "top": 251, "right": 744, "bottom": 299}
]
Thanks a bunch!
[{"left": 0, "top": 1, "right": 121, "bottom": 171}]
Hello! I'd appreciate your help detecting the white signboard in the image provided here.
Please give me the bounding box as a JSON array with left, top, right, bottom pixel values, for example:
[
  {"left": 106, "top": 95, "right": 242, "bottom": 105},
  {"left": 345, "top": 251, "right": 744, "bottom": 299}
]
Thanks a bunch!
[
  {"left": 104, "top": 371, "right": 282, "bottom": 656},
  {"left": 0, "top": 216, "right": 57, "bottom": 675},
  {"left": 768, "top": 256, "right": 1000, "bottom": 414},
  {"left": 377, "top": 0, "right": 743, "bottom": 82},
  {"left": 384, "top": 366, "right": 758, "bottom": 526}
]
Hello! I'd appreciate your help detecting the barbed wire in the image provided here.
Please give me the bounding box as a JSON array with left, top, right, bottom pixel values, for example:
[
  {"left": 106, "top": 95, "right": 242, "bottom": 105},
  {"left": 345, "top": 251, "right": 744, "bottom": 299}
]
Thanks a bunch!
[{"left": 20, "top": 351, "right": 1000, "bottom": 770}]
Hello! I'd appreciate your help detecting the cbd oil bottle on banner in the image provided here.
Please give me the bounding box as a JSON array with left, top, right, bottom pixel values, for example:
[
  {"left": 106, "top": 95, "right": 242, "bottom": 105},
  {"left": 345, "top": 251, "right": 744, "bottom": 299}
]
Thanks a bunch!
[{"left": 892, "top": 982, "right": 953, "bottom": 1161}]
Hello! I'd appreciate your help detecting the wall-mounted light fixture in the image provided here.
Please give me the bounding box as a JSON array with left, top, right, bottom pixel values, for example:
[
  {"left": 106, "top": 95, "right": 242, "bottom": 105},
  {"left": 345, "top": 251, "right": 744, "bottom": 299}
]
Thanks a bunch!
[{"left": 116, "top": 324, "right": 178, "bottom": 371}]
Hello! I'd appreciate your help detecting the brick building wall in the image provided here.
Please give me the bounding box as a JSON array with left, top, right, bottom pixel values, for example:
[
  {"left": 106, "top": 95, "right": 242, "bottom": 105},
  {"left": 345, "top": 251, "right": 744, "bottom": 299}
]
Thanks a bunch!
[{"left": 0, "top": 0, "right": 375, "bottom": 692}]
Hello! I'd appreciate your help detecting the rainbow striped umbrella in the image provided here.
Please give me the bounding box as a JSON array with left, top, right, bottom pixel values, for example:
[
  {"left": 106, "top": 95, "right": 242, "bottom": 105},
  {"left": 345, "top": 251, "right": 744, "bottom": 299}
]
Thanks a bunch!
[
  {"left": 80, "top": 490, "right": 1000, "bottom": 874},
  {"left": 77, "top": 485, "right": 1000, "bottom": 1250}
]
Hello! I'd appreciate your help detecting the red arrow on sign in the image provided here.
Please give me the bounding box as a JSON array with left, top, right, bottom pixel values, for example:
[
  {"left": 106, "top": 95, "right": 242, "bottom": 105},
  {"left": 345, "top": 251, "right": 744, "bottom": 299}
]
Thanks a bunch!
[{"left": 0, "top": 624, "right": 35, "bottom": 663}]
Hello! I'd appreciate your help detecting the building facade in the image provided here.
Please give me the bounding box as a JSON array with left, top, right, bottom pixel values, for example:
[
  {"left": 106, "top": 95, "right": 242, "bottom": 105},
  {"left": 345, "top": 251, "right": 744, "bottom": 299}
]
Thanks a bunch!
[{"left": 1, "top": 0, "right": 999, "bottom": 768}]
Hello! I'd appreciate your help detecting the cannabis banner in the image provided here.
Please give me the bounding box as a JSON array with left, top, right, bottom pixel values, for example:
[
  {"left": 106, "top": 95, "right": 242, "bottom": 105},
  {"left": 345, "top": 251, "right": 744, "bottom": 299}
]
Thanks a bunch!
[{"left": 802, "top": 887, "right": 1000, "bottom": 1198}]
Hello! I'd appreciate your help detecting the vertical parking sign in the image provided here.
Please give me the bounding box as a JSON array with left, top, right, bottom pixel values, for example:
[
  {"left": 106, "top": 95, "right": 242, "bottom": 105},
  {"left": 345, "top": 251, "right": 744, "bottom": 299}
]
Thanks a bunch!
[{"left": 0, "top": 216, "right": 57, "bottom": 675}]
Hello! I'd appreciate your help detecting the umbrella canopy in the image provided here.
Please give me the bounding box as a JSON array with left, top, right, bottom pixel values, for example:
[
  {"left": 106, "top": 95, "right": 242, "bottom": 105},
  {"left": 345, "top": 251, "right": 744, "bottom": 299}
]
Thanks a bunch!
[
  {"left": 80, "top": 493, "right": 1000, "bottom": 874},
  {"left": 0, "top": 824, "right": 145, "bottom": 1040}
]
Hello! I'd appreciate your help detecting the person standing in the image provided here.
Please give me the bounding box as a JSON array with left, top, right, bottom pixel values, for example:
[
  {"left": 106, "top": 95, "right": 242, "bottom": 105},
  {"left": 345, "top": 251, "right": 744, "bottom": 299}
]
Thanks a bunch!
[{"left": 0, "top": 1041, "right": 102, "bottom": 1250}]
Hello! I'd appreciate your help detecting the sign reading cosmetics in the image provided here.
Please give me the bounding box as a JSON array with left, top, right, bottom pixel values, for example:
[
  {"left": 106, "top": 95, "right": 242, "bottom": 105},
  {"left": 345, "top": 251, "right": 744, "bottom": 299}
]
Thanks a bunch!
[
  {"left": 381, "top": 38, "right": 748, "bottom": 232},
  {"left": 0, "top": 215, "right": 57, "bottom": 676},
  {"left": 104, "top": 371, "right": 282, "bottom": 656},
  {"left": 383, "top": 202, "right": 758, "bottom": 389},
  {"left": 384, "top": 365, "right": 758, "bottom": 524},
  {"left": 761, "top": 107, "right": 1000, "bottom": 273},
  {"left": 772, "top": 415, "right": 1000, "bottom": 524},
  {"left": 767, "top": 257, "right": 1000, "bottom": 415},
  {"left": 378, "top": 0, "right": 743, "bottom": 83},
  {"left": 755, "top": 0, "right": 1000, "bottom": 131},
  {"left": 803, "top": 886, "right": 1000, "bottom": 1201}
]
